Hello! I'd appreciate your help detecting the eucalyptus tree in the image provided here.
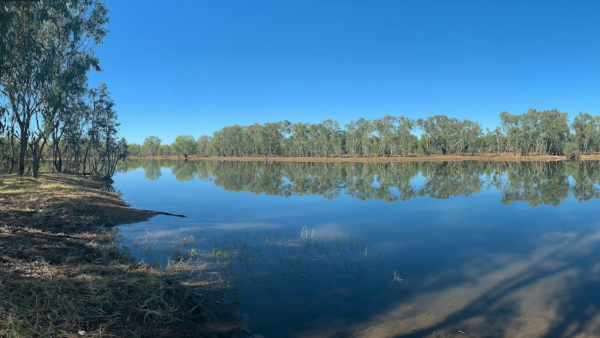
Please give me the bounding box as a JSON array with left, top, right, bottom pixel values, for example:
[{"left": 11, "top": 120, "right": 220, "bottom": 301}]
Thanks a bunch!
[
  {"left": 0, "top": 0, "right": 109, "bottom": 176},
  {"left": 173, "top": 135, "right": 197, "bottom": 159},
  {"left": 306, "top": 123, "right": 319, "bottom": 157},
  {"left": 489, "top": 127, "right": 506, "bottom": 154},
  {"left": 417, "top": 117, "right": 440, "bottom": 154},
  {"left": 98, "top": 83, "right": 119, "bottom": 175},
  {"left": 142, "top": 136, "right": 161, "bottom": 157},
  {"left": 417, "top": 115, "right": 450, "bottom": 155},
  {"left": 571, "top": 112, "right": 599, "bottom": 154},
  {"left": 539, "top": 109, "right": 569, "bottom": 155},
  {"left": 315, "top": 119, "right": 340, "bottom": 157},
  {"left": 80, "top": 90, "right": 100, "bottom": 174},
  {"left": 373, "top": 116, "right": 394, "bottom": 156},
  {"left": 460, "top": 119, "right": 482, "bottom": 155},
  {"left": 238, "top": 126, "right": 253, "bottom": 156},
  {"left": 499, "top": 111, "right": 522, "bottom": 155},
  {"left": 344, "top": 118, "right": 374, "bottom": 157},
  {"left": 82, "top": 83, "right": 125, "bottom": 178},
  {"left": 196, "top": 135, "right": 212, "bottom": 157},
  {"left": 260, "top": 122, "right": 287, "bottom": 158},
  {"left": 396, "top": 116, "right": 417, "bottom": 156},
  {"left": 158, "top": 144, "right": 173, "bottom": 156},
  {"left": 358, "top": 118, "right": 375, "bottom": 157},
  {"left": 345, "top": 120, "right": 361, "bottom": 157},
  {"left": 289, "top": 122, "right": 309, "bottom": 157},
  {"left": 58, "top": 97, "right": 91, "bottom": 172},
  {"left": 210, "top": 129, "right": 226, "bottom": 156},
  {"left": 500, "top": 109, "right": 569, "bottom": 156},
  {"left": 127, "top": 143, "right": 142, "bottom": 157},
  {"left": 245, "top": 123, "right": 263, "bottom": 156},
  {"left": 224, "top": 125, "right": 243, "bottom": 156}
]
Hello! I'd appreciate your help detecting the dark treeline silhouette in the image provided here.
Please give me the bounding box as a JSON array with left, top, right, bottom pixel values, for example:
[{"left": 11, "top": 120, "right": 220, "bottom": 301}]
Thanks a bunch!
[
  {"left": 129, "top": 109, "right": 600, "bottom": 160},
  {"left": 120, "top": 159, "right": 600, "bottom": 207}
]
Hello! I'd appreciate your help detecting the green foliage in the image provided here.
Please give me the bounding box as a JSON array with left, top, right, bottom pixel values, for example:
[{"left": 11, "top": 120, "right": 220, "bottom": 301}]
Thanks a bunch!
[
  {"left": 572, "top": 112, "right": 600, "bottom": 155},
  {"left": 196, "top": 135, "right": 211, "bottom": 157},
  {"left": 0, "top": 0, "right": 128, "bottom": 178},
  {"left": 563, "top": 141, "right": 580, "bottom": 160},
  {"left": 500, "top": 109, "right": 570, "bottom": 156},
  {"left": 416, "top": 115, "right": 482, "bottom": 155},
  {"left": 0, "top": 0, "right": 111, "bottom": 176},
  {"left": 173, "top": 135, "right": 197, "bottom": 158},
  {"left": 127, "top": 143, "right": 142, "bottom": 156},
  {"left": 142, "top": 136, "right": 161, "bottom": 157},
  {"left": 158, "top": 144, "right": 173, "bottom": 156},
  {"left": 132, "top": 109, "right": 600, "bottom": 160}
]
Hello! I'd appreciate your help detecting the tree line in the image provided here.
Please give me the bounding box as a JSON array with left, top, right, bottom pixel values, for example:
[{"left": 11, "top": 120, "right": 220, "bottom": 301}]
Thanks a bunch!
[
  {"left": 120, "top": 159, "right": 600, "bottom": 207},
  {"left": 130, "top": 109, "right": 600, "bottom": 160},
  {"left": 0, "top": 1, "right": 126, "bottom": 178}
]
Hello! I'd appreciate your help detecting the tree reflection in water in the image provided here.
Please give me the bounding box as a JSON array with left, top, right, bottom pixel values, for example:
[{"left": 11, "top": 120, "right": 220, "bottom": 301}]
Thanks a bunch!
[{"left": 120, "top": 159, "right": 600, "bottom": 207}]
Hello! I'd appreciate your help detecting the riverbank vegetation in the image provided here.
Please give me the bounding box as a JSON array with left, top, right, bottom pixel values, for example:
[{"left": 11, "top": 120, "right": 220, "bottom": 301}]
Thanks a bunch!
[
  {"left": 129, "top": 110, "right": 600, "bottom": 161},
  {"left": 0, "top": 173, "right": 247, "bottom": 337},
  {"left": 0, "top": 1, "right": 127, "bottom": 178}
]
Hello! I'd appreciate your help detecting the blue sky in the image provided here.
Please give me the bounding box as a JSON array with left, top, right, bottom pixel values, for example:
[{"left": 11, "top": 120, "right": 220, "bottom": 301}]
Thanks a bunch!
[{"left": 89, "top": 0, "right": 600, "bottom": 145}]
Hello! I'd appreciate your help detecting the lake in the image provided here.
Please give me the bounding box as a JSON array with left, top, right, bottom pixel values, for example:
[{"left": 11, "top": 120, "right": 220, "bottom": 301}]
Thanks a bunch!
[{"left": 113, "top": 159, "right": 600, "bottom": 338}]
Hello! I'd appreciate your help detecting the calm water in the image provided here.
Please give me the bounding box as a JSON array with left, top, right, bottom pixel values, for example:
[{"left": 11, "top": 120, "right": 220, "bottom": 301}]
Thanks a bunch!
[{"left": 113, "top": 160, "right": 600, "bottom": 338}]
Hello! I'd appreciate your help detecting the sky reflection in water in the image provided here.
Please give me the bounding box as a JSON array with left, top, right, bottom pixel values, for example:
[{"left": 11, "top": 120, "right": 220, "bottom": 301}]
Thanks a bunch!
[{"left": 114, "top": 160, "right": 600, "bottom": 338}]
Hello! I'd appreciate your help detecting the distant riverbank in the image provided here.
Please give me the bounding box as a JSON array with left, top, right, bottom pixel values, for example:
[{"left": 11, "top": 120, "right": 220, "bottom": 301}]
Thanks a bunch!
[{"left": 128, "top": 153, "right": 599, "bottom": 162}]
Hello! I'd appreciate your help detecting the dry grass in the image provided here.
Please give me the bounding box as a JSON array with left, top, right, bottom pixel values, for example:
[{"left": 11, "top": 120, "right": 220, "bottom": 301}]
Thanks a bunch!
[
  {"left": 580, "top": 154, "right": 600, "bottom": 161},
  {"left": 0, "top": 173, "right": 247, "bottom": 338}
]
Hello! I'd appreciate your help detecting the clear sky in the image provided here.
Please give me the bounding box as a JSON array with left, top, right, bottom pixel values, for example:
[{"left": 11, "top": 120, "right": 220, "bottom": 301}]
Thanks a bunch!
[{"left": 88, "top": 0, "right": 600, "bottom": 145}]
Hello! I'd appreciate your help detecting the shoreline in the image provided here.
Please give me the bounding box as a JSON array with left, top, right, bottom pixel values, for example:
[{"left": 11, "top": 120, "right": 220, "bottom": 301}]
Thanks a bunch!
[
  {"left": 128, "top": 154, "right": 595, "bottom": 162},
  {"left": 0, "top": 173, "right": 247, "bottom": 338}
]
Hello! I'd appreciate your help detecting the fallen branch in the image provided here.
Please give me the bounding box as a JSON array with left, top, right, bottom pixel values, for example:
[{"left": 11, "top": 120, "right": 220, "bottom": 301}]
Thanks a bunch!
[{"left": 140, "top": 209, "right": 186, "bottom": 218}]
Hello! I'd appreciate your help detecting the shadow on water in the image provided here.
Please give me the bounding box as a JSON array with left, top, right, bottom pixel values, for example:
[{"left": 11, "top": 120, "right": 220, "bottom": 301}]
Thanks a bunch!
[
  {"left": 384, "top": 230, "right": 600, "bottom": 338},
  {"left": 256, "top": 227, "right": 600, "bottom": 338}
]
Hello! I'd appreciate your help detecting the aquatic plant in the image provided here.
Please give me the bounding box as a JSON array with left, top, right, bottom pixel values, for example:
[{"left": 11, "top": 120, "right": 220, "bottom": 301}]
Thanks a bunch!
[{"left": 392, "top": 270, "right": 404, "bottom": 283}]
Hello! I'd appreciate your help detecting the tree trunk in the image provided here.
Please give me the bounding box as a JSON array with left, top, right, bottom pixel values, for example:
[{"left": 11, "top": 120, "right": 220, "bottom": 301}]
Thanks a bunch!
[
  {"left": 82, "top": 142, "right": 91, "bottom": 175},
  {"left": 31, "top": 141, "right": 39, "bottom": 178},
  {"left": 18, "top": 126, "right": 28, "bottom": 176},
  {"left": 9, "top": 124, "right": 16, "bottom": 174}
]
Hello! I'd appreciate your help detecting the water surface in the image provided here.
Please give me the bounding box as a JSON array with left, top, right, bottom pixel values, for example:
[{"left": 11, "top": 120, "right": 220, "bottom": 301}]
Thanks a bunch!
[{"left": 114, "top": 160, "right": 600, "bottom": 338}]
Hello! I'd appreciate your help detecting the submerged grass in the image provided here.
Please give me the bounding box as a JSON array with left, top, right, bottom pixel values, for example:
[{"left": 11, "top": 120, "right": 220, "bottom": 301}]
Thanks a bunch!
[{"left": 0, "top": 173, "right": 247, "bottom": 338}]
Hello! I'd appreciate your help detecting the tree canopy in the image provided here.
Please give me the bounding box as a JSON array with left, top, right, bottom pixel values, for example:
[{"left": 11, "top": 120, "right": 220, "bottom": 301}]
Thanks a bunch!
[
  {"left": 128, "top": 109, "right": 600, "bottom": 160},
  {"left": 0, "top": 0, "right": 126, "bottom": 178}
]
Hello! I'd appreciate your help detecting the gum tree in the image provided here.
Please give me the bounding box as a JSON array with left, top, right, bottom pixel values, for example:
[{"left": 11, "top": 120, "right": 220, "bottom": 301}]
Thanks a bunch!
[
  {"left": 142, "top": 136, "right": 161, "bottom": 157},
  {"left": 0, "top": 0, "right": 109, "bottom": 176}
]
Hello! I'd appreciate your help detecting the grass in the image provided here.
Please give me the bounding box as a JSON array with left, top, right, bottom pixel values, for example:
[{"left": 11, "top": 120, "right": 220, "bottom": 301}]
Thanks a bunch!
[{"left": 0, "top": 173, "right": 247, "bottom": 338}]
